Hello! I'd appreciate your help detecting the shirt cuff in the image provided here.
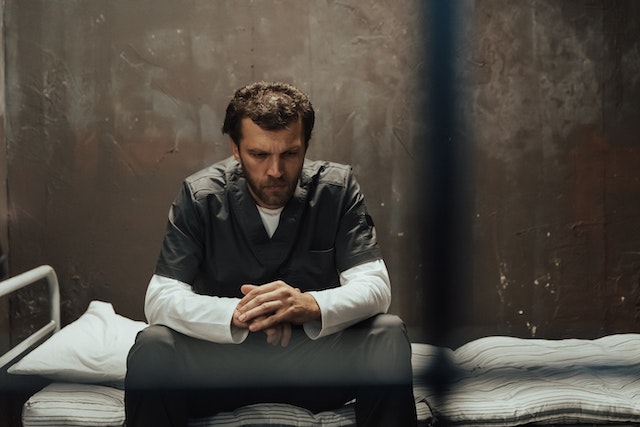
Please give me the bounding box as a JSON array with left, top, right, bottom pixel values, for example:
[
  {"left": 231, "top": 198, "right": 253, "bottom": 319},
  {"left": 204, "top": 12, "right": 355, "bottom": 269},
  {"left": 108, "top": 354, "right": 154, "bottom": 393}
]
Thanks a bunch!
[
  {"left": 230, "top": 324, "right": 250, "bottom": 343},
  {"left": 302, "top": 320, "right": 323, "bottom": 340}
]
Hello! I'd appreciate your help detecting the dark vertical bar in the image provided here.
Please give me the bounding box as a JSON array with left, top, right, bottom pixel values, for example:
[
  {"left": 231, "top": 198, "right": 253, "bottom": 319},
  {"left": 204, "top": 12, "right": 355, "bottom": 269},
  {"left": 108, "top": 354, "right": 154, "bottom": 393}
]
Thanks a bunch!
[
  {"left": 420, "top": 0, "right": 469, "bottom": 409},
  {"left": 425, "top": 0, "right": 457, "bottom": 347}
]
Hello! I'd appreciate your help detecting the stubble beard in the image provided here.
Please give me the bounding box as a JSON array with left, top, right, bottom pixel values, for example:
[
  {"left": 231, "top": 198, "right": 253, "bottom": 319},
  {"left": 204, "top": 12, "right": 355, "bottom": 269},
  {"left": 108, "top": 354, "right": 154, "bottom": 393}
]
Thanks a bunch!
[{"left": 244, "top": 171, "right": 298, "bottom": 209}]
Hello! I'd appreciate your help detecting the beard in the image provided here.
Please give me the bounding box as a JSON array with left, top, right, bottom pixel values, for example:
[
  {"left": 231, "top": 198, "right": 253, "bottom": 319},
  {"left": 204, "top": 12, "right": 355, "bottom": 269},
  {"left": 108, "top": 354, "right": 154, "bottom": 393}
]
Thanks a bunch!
[{"left": 243, "top": 169, "right": 299, "bottom": 209}]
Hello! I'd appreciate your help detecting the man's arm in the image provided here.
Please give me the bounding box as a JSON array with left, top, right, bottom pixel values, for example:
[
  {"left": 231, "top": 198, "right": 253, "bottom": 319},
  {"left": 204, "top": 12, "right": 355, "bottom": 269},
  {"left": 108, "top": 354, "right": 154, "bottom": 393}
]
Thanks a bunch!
[
  {"left": 145, "top": 274, "right": 249, "bottom": 344},
  {"left": 234, "top": 259, "right": 391, "bottom": 340},
  {"left": 305, "top": 259, "right": 391, "bottom": 338}
]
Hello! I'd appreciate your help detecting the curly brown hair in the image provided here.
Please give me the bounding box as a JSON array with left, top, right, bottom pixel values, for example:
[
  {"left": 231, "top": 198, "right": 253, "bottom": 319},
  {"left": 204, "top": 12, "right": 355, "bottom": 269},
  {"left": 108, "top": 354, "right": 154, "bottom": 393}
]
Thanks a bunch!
[{"left": 222, "top": 81, "right": 315, "bottom": 148}]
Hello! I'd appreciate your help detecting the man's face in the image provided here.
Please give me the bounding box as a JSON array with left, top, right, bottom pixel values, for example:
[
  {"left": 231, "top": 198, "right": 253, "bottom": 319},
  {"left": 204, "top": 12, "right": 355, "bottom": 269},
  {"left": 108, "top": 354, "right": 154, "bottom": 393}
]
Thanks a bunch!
[{"left": 232, "top": 118, "right": 306, "bottom": 209}]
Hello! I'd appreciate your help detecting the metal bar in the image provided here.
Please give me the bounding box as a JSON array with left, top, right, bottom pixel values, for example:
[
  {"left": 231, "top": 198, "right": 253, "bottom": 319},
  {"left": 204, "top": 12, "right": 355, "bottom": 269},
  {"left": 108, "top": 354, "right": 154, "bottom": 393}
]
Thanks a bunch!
[
  {"left": 0, "top": 321, "right": 57, "bottom": 368},
  {"left": 0, "top": 265, "right": 61, "bottom": 368}
]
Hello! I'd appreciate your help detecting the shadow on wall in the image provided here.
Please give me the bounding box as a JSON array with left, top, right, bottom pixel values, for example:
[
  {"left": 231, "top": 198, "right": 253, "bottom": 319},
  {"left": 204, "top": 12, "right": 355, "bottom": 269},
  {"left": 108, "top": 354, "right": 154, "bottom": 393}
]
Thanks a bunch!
[{"left": 0, "top": 244, "right": 6, "bottom": 280}]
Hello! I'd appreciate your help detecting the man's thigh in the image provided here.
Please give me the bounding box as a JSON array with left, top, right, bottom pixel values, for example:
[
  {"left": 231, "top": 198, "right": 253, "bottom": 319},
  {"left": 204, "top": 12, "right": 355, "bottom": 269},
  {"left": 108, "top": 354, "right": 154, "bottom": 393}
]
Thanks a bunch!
[
  {"left": 130, "top": 315, "right": 410, "bottom": 415},
  {"left": 173, "top": 314, "right": 410, "bottom": 387},
  {"left": 179, "top": 328, "right": 356, "bottom": 415},
  {"left": 250, "top": 314, "right": 412, "bottom": 388},
  {"left": 180, "top": 327, "right": 352, "bottom": 388}
]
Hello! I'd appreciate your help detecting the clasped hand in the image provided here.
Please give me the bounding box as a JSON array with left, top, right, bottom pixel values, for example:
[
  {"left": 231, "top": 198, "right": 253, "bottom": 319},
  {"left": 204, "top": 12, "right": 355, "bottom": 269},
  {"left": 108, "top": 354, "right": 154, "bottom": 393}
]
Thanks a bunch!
[{"left": 232, "top": 280, "right": 320, "bottom": 347}]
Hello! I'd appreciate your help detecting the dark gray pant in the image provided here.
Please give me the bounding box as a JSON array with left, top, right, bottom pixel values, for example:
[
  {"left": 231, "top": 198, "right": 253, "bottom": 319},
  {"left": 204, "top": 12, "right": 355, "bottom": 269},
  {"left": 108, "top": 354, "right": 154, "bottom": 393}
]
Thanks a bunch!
[{"left": 125, "top": 314, "right": 417, "bottom": 427}]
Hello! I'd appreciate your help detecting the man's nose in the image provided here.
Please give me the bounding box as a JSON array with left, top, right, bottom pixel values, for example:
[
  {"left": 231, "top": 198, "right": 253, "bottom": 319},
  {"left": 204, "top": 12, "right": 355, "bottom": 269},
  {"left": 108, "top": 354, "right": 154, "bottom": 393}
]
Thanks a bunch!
[{"left": 267, "top": 156, "right": 284, "bottom": 177}]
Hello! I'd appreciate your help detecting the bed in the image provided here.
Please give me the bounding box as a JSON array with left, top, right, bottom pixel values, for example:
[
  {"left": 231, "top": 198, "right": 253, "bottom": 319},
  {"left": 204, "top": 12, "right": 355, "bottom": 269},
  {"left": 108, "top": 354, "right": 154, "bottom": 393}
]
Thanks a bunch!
[
  {"left": 3, "top": 265, "right": 640, "bottom": 426},
  {"left": 0, "top": 265, "right": 433, "bottom": 426}
]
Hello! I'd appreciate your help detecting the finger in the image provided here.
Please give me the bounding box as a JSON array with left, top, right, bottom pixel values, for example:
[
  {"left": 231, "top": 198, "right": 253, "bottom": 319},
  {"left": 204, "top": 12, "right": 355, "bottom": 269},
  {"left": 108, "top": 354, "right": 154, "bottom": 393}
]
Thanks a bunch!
[
  {"left": 240, "top": 284, "right": 259, "bottom": 296},
  {"left": 241, "top": 281, "right": 291, "bottom": 302},
  {"left": 237, "top": 284, "right": 260, "bottom": 309},
  {"left": 264, "top": 326, "right": 281, "bottom": 346},
  {"left": 238, "top": 293, "right": 286, "bottom": 322},
  {"left": 232, "top": 308, "right": 250, "bottom": 329},
  {"left": 237, "top": 286, "right": 276, "bottom": 311},
  {"left": 280, "top": 323, "right": 292, "bottom": 348},
  {"left": 247, "top": 312, "right": 281, "bottom": 332},
  {"left": 264, "top": 327, "right": 275, "bottom": 344},
  {"left": 241, "top": 303, "right": 274, "bottom": 324},
  {"left": 272, "top": 328, "right": 281, "bottom": 346}
]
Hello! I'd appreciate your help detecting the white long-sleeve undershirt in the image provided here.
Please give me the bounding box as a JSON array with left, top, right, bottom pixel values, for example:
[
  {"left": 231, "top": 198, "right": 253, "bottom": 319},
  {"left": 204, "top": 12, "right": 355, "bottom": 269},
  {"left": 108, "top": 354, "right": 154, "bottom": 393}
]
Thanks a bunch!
[{"left": 144, "top": 258, "right": 391, "bottom": 344}]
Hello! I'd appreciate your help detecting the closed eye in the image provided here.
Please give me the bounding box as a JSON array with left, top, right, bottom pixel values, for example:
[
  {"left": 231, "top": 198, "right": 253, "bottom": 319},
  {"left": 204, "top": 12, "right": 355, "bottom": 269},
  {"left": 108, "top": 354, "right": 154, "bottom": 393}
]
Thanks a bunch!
[{"left": 249, "top": 151, "right": 269, "bottom": 159}]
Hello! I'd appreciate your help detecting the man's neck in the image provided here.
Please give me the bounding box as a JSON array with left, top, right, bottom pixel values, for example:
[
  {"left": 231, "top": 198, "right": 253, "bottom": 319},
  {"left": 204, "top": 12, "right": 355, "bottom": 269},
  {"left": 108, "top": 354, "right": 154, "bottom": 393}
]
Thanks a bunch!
[{"left": 256, "top": 205, "right": 284, "bottom": 238}]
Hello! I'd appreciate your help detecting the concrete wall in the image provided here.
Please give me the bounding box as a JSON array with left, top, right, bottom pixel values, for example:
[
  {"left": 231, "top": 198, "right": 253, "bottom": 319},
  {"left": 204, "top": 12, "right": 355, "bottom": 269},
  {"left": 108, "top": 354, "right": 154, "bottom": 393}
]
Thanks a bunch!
[
  {"left": 4, "top": 0, "right": 427, "bottom": 334},
  {"left": 2, "top": 0, "right": 640, "bottom": 346},
  {"left": 468, "top": 0, "right": 640, "bottom": 343}
]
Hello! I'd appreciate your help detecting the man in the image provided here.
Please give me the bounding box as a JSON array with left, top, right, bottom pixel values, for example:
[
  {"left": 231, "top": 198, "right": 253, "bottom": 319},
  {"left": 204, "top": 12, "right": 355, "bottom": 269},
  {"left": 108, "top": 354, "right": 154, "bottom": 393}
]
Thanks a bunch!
[{"left": 125, "top": 81, "right": 417, "bottom": 426}]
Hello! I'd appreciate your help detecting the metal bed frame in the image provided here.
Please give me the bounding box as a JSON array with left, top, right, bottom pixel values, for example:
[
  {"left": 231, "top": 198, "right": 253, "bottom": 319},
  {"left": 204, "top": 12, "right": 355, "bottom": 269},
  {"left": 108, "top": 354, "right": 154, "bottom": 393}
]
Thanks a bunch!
[{"left": 0, "top": 265, "right": 61, "bottom": 369}]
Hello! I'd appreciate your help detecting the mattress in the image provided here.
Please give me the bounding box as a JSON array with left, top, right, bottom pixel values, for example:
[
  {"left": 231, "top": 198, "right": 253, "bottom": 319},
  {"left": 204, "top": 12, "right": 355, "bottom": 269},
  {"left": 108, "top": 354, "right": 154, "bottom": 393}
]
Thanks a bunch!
[
  {"left": 9, "top": 301, "right": 434, "bottom": 426},
  {"left": 417, "top": 334, "right": 640, "bottom": 426},
  {"left": 21, "top": 353, "right": 434, "bottom": 427},
  {"left": 6, "top": 269, "right": 640, "bottom": 427},
  {"left": 23, "top": 334, "right": 640, "bottom": 426}
]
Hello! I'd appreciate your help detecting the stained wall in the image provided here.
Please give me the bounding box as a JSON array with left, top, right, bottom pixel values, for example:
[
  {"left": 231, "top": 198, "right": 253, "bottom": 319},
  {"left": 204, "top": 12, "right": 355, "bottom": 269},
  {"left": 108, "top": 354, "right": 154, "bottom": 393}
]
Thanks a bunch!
[
  {"left": 2, "top": 1, "right": 640, "bottom": 347},
  {"left": 467, "top": 0, "right": 640, "bottom": 343},
  {"left": 4, "top": 1, "right": 426, "bottom": 335}
]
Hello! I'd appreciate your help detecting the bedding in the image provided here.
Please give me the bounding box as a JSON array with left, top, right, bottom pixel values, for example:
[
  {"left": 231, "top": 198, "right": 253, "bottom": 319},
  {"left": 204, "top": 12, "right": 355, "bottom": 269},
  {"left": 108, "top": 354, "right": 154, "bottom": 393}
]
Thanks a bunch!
[
  {"left": 6, "top": 288, "right": 640, "bottom": 426},
  {"left": 420, "top": 334, "right": 640, "bottom": 426},
  {"left": 7, "top": 300, "right": 434, "bottom": 426},
  {"left": 22, "top": 383, "right": 433, "bottom": 427},
  {"left": 8, "top": 301, "right": 146, "bottom": 386}
]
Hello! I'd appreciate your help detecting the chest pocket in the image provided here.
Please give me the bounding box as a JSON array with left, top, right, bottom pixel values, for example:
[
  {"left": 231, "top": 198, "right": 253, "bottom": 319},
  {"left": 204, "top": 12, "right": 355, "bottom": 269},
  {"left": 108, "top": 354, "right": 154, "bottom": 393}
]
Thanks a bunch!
[{"left": 280, "top": 247, "right": 339, "bottom": 292}]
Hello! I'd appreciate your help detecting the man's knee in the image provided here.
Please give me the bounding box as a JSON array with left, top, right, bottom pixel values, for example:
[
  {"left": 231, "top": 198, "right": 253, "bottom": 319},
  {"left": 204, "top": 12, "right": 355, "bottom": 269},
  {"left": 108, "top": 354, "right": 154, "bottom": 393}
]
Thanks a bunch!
[
  {"left": 129, "top": 325, "right": 177, "bottom": 359},
  {"left": 367, "top": 313, "right": 406, "bottom": 331},
  {"left": 357, "top": 314, "right": 409, "bottom": 345},
  {"left": 350, "top": 314, "right": 412, "bottom": 381},
  {"left": 126, "top": 325, "right": 179, "bottom": 387},
  {"left": 134, "top": 324, "right": 176, "bottom": 345}
]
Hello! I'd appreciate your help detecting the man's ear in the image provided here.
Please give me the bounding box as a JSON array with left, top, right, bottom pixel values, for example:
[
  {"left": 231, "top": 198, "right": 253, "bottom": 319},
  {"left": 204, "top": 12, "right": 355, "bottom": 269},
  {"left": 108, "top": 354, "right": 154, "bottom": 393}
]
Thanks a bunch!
[{"left": 230, "top": 139, "right": 240, "bottom": 162}]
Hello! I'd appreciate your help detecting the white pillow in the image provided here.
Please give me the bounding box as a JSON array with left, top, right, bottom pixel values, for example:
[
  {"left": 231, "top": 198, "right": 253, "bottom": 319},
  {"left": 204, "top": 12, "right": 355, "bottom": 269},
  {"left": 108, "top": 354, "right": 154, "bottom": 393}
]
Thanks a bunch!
[{"left": 8, "top": 300, "right": 147, "bottom": 385}]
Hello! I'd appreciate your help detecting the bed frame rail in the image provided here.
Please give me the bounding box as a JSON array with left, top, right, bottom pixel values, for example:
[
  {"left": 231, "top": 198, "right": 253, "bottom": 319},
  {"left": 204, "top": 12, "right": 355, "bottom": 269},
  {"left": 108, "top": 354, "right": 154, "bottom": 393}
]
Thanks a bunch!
[{"left": 0, "top": 265, "right": 60, "bottom": 369}]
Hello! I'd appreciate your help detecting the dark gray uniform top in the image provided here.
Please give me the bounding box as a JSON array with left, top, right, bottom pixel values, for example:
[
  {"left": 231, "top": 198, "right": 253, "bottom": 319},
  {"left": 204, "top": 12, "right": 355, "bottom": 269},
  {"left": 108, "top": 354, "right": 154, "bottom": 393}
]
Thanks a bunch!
[{"left": 155, "top": 156, "right": 381, "bottom": 298}]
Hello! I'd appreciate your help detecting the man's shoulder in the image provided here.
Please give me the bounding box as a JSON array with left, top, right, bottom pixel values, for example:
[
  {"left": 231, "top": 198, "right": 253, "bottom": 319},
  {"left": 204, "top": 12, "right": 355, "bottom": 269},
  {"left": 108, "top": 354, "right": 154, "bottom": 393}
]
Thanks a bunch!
[
  {"left": 303, "top": 159, "right": 353, "bottom": 187},
  {"left": 183, "top": 156, "right": 239, "bottom": 199}
]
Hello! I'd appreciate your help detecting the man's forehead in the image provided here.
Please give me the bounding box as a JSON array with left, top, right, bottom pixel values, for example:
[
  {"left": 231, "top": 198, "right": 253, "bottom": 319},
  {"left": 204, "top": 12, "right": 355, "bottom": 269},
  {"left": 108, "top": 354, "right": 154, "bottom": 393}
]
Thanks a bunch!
[
  {"left": 239, "top": 118, "right": 304, "bottom": 144},
  {"left": 240, "top": 116, "right": 302, "bottom": 131},
  {"left": 241, "top": 117, "right": 302, "bottom": 139}
]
